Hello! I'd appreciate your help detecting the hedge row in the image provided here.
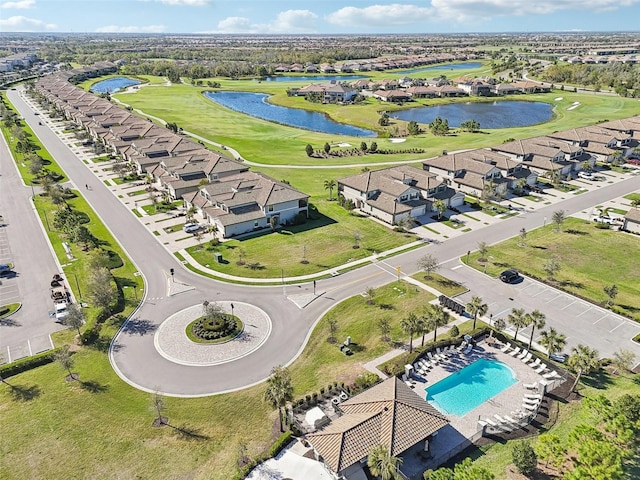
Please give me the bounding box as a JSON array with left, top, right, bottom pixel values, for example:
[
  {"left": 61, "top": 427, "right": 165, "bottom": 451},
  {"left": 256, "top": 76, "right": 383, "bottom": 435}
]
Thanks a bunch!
[
  {"left": 230, "top": 431, "right": 293, "bottom": 480},
  {"left": 0, "top": 347, "right": 62, "bottom": 379}
]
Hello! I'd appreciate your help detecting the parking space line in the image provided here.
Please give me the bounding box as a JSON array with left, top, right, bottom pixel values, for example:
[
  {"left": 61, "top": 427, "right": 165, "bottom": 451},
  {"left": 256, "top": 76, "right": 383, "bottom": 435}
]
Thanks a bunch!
[
  {"left": 576, "top": 306, "right": 593, "bottom": 317},
  {"left": 532, "top": 289, "right": 547, "bottom": 297},
  {"left": 493, "top": 308, "right": 511, "bottom": 318},
  {"left": 5, "top": 346, "right": 11, "bottom": 363},
  {"left": 610, "top": 322, "right": 626, "bottom": 333},
  {"left": 545, "top": 294, "right": 561, "bottom": 303},
  {"left": 561, "top": 299, "right": 577, "bottom": 310},
  {"left": 27, "top": 340, "right": 32, "bottom": 356},
  {"left": 593, "top": 313, "right": 609, "bottom": 325}
]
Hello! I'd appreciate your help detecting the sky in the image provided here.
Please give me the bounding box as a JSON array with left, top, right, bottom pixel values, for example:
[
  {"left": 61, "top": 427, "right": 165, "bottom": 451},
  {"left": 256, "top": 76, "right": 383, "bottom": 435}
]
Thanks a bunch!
[{"left": 1, "top": 0, "right": 640, "bottom": 35}]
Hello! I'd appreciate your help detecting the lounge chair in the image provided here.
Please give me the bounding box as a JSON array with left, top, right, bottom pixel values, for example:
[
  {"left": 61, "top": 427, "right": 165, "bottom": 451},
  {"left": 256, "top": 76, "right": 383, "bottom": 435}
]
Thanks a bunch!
[
  {"left": 522, "top": 403, "right": 538, "bottom": 411},
  {"left": 504, "top": 415, "right": 520, "bottom": 425},
  {"left": 427, "top": 351, "right": 439, "bottom": 364},
  {"left": 463, "top": 344, "right": 473, "bottom": 355},
  {"left": 529, "top": 358, "right": 541, "bottom": 367},
  {"left": 478, "top": 420, "right": 489, "bottom": 427},
  {"left": 543, "top": 370, "right": 559, "bottom": 379},
  {"left": 522, "top": 382, "right": 537, "bottom": 390},
  {"left": 483, "top": 417, "right": 498, "bottom": 426},
  {"left": 456, "top": 342, "right": 466, "bottom": 352},
  {"left": 521, "top": 352, "right": 533, "bottom": 363},
  {"left": 517, "top": 349, "right": 529, "bottom": 359},
  {"left": 523, "top": 398, "right": 540, "bottom": 406},
  {"left": 509, "top": 346, "right": 521, "bottom": 357},
  {"left": 500, "top": 344, "right": 511, "bottom": 353},
  {"left": 524, "top": 394, "right": 542, "bottom": 400},
  {"left": 534, "top": 364, "right": 547, "bottom": 374},
  {"left": 494, "top": 414, "right": 508, "bottom": 424}
]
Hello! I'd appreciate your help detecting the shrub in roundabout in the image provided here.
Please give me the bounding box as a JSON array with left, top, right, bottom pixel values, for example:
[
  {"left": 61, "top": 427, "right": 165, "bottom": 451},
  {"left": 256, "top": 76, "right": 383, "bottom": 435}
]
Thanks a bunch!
[{"left": 187, "top": 301, "right": 243, "bottom": 344}]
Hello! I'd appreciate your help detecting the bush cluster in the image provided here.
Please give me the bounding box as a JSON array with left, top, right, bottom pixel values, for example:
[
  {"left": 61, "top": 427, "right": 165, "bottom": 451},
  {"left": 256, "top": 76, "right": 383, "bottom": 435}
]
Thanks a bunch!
[
  {"left": 191, "top": 315, "right": 239, "bottom": 340},
  {"left": 0, "top": 348, "right": 62, "bottom": 379},
  {"left": 230, "top": 431, "right": 294, "bottom": 480}
]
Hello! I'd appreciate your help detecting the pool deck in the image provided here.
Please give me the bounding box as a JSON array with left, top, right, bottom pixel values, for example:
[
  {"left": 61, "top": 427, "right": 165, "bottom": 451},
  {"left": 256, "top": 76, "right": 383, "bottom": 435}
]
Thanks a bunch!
[{"left": 400, "top": 339, "right": 566, "bottom": 478}]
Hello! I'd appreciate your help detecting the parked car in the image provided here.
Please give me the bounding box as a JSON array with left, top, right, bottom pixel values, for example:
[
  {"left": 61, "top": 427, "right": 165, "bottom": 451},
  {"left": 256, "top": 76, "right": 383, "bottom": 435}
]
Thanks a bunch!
[
  {"left": 592, "top": 215, "right": 616, "bottom": 225},
  {"left": 592, "top": 174, "right": 606, "bottom": 181},
  {"left": 578, "top": 171, "right": 593, "bottom": 180},
  {"left": 183, "top": 223, "right": 201, "bottom": 234},
  {"left": 550, "top": 353, "right": 568, "bottom": 363},
  {"left": 0, "top": 264, "right": 12, "bottom": 275},
  {"left": 499, "top": 269, "right": 520, "bottom": 283},
  {"left": 626, "top": 158, "right": 640, "bottom": 166}
]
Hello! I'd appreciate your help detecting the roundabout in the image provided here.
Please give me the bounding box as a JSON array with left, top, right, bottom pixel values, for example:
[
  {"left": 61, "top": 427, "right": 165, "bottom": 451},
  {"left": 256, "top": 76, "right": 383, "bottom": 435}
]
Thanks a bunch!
[{"left": 154, "top": 301, "right": 272, "bottom": 367}]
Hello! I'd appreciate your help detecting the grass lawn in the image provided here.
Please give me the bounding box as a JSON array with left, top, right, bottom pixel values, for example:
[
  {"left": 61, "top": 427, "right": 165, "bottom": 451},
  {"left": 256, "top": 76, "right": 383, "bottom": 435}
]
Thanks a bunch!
[
  {"left": 462, "top": 217, "right": 640, "bottom": 321},
  {"left": 186, "top": 201, "right": 417, "bottom": 278},
  {"left": 289, "top": 280, "right": 435, "bottom": 394},
  {"left": 410, "top": 272, "right": 468, "bottom": 297},
  {"left": 0, "top": 280, "right": 432, "bottom": 480},
  {"left": 0, "top": 302, "right": 21, "bottom": 318},
  {"left": 470, "top": 371, "right": 640, "bottom": 479},
  {"left": 141, "top": 200, "right": 183, "bottom": 215},
  {"left": 126, "top": 189, "right": 148, "bottom": 197},
  {"left": 623, "top": 192, "right": 640, "bottom": 204}
]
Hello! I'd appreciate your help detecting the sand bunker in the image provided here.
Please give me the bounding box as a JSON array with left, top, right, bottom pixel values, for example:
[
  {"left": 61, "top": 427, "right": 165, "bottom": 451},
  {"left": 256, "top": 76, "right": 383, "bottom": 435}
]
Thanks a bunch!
[
  {"left": 389, "top": 138, "right": 407, "bottom": 143},
  {"left": 554, "top": 97, "right": 563, "bottom": 101}
]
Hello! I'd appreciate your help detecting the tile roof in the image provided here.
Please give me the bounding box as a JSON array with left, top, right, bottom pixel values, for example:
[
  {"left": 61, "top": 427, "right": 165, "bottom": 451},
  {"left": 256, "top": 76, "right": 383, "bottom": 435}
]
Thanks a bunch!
[
  {"left": 625, "top": 208, "right": 640, "bottom": 222},
  {"left": 307, "top": 377, "right": 448, "bottom": 473}
]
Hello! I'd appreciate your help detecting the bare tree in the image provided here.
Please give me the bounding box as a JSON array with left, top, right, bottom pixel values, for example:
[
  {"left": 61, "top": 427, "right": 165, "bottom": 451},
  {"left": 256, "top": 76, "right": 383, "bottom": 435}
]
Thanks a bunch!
[
  {"left": 477, "top": 241, "right": 489, "bottom": 262},
  {"left": 417, "top": 253, "right": 439, "bottom": 279},
  {"left": 518, "top": 228, "right": 527, "bottom": 247},
  {"left": 327, "top": 317, "right": 338, "bottom": 343},
  {"left": 86, "top": 267, "right": 117, "bottom": 315},
  {"left": 53, "top": 345, "right": 76, "bottom": 381},
  {"left": 377, "top": 317, "right": 391, "bottom": 342},
  {"left": 151, "top": 390, "right": 167, "bottom": 426},
  {"left": 603, "top": 284, "right": 618, "bottom": 308},
  {"left": 353, "top": 230, "right": 361, "bottom": 249},
  {"left": 611, "top": 349, "right": 636, "bottom": 375},
  {"left": 543, "top": 257, "right": 561, "bottom": 280}
]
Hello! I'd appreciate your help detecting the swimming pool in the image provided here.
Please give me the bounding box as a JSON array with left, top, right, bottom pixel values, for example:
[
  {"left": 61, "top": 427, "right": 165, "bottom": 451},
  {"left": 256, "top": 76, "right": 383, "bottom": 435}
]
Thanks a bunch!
[{"left": 425, "top": 358, "right": 517, "bottom": 417}]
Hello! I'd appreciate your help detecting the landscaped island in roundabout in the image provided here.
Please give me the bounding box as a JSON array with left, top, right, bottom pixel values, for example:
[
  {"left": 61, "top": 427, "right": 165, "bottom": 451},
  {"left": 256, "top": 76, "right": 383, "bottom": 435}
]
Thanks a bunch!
[{"left": 186, "top": 301, "right": 243, "bottom": 344}]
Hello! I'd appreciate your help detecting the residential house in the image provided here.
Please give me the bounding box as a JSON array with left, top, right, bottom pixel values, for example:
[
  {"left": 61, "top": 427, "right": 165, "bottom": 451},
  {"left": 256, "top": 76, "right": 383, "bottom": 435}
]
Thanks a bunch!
[
  {"left": 405, "top": 86, "right": 436, "bottom": 99},
  {"left": 491, "top": 83, "right": 521, "bottom": 96},
  {"left": 423, "top": 149, "right": 537, "bottom": 196},
  {"left": 147, "top": 151, "right": 248, "bottom": 200},
  {"left": 306, "top": 377, "right": 449, "bottom": 479},
  {"left": 297, "top": 82, "right": 357, "bottom": 103},
  {"left": 546, "top": 126, "right": 628, "bottom": 163},
  {"left": 372, "top": 89, "right": 412, "bottom": 103},
  {"left": 182, "top": 171, "right": 309, "bottom": 238},
  {"left": 622, "top": 208, "right": 640, "bottom": 234},
  {"left": 338, "top": 165, "right": 463, "bottom": 225},
  {"left": 457, "top": 79, "right": 492, "bottom": 96},
  {"left": 511, "top": 81, "right": 551, "bottom": 94},
  {"left": 491, "top": 138, "right": 576, "bottom": 179}
]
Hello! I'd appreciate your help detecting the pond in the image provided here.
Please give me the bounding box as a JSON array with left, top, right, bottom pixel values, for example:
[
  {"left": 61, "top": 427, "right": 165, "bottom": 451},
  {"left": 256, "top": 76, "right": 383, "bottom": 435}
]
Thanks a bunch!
[
  {"left": 254, "top": 75, "right": 368, "bottom": 83},
  {"left": 395, "top": 62, "right": 483, "bottom": 76},
  {"left": 391, "top": 101, "right": 553, "bottom": 129},
  {"left": 203, "top": 91, "right": 376, "bottom": 137},
  {"left": 90, "top": 77, "right": 141, "bottom": 94}
]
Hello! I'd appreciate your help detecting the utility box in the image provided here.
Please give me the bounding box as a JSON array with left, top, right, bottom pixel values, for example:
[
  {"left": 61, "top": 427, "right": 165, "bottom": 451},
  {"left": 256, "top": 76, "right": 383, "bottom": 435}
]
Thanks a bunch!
[{"left": 213, "top": 252, "right": 223, "bottom": 263}]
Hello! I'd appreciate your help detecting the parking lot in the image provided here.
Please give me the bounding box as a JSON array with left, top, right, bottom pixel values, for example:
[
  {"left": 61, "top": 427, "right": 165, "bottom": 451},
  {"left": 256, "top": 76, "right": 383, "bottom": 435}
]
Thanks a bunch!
[{"left": 444, "top": 260, "right": 640, "bottom": 366}]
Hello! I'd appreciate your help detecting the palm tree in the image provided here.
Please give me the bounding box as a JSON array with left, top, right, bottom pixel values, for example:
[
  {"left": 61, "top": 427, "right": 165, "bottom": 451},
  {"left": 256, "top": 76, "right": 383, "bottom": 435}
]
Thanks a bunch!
[
  {"left": 507, "top": 308, "right": 529, "bottom": 341},
  {"left": 367, "top": 444, "right": 403, "bottom": 480},
  {"left": 466, "top": 295, "right": 488, "bottom": 330},
  {"left": 400, "top": 313, "right": 421, "bottom": 353},
  {"left": 425, "top": 304, "right": 451, "bottom": 343},
  {"left": 539, "top": 328, "right": 566, "bottom": 359},
  {"left": 567, "top": 345, "right": 600, "bottom": 393},
  {"left": 526, "top": 309, "right": 546, "bottom": 350},
  {"left": 263, "top": 365, "right": 293, "bottom": 432},
  {"left": 433, "top": 199, "right": 446, "bottom": 219},
  {"left": 324, "top": 179, "right": 337, "bottom": 201}
]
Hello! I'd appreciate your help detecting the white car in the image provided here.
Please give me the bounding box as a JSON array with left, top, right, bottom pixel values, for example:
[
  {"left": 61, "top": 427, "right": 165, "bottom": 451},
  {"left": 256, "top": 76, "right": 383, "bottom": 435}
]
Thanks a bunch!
[
  {"left": 592, "top": 215, "right": 615, "bottom": 225},
  {"left": 578, "top": 171, "right": 593, "bottom": 180},
  {"left": 550, "top": 353, "right": 568, "bottom": 363},
  {"left": 183, "top": 223, "right": 201, "bottom": 234}
]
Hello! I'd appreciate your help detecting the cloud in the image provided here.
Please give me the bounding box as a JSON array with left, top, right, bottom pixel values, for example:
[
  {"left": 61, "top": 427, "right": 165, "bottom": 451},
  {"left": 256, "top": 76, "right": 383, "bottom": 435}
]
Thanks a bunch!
[
  {"left": 213, "top": 10, "right": 318, "bottom": 34},
  {"left": 144, "top": 0, "right": 210, "bottom": 5},
  {"left": 1, "top": 0, "right": 35, "bottom": 9},
  {"left": 429, "top": 0, "right": 640, "bottom": 21},
  {"left": 96, "top": 25, "right": 167, "bottom": 33},
  {"left": 0, "top": 15, "right": 55, "bottom": 31},
  {"left": 326, "top": 4, "right": 433, "bottom": 27}
]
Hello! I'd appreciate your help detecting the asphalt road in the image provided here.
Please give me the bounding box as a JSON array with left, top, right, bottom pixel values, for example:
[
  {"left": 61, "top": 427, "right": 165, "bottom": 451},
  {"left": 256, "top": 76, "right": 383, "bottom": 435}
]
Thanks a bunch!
[{"left": 7, "top": 88, "right": 640, "bottom": 396}]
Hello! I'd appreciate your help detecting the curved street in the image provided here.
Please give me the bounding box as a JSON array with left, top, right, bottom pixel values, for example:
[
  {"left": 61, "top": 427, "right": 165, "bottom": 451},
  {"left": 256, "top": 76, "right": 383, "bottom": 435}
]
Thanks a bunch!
[{"left": 7, "top": 88, "right": 640, "bottom": 397}]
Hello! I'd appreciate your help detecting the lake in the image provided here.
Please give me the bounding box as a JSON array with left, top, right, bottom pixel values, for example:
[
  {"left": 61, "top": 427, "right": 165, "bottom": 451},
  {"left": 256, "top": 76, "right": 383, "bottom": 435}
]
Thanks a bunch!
[
  {"left": 255, "top": 75, "right": 367, "bottom": 83},
  {"left": 90, "top": 77, "right": 141, "bottom": 94},
  {"left": 203, "top": 91, "right": 376, "bottom": 137},
  {"left": 391, "top": 101, "right": 553, "bottom": 129},
  {"left": 395, "top": 62, "right": 483, "bottom": 76}
]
